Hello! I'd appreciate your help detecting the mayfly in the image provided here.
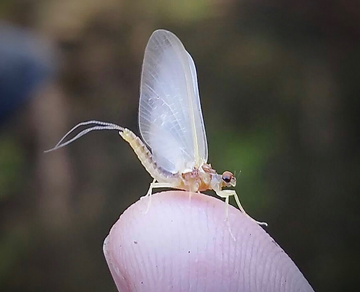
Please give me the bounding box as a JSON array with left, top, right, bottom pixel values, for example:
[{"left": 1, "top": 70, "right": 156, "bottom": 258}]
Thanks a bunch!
[{"left": 46, "top": 29, "right": 266, "bottom": 226}]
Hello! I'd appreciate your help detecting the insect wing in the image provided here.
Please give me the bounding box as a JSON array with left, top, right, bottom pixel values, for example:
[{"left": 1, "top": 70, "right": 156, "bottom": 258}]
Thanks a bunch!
[{"left": 139, "top": 30, "right": 208, "bottom": 173}]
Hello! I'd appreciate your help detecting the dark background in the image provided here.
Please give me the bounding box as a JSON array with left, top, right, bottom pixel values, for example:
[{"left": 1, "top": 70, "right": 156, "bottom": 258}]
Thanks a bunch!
[{"left": 0, "top": 1, "right": 359, "bottom": 291}]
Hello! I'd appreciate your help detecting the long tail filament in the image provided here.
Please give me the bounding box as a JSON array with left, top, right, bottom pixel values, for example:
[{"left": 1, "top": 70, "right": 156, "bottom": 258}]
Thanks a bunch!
[{"left": 45, "top": 120, "right": 124, "bottom": 153}]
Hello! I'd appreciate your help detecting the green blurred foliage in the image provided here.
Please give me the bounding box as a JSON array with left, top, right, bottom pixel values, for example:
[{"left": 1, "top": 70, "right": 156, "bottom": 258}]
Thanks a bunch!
[
  {"left": 0, "top": 0, "right": 359, "bottom": 291},
  {"left": 0, "top": 137, "right": 24, "bottom": 200}
]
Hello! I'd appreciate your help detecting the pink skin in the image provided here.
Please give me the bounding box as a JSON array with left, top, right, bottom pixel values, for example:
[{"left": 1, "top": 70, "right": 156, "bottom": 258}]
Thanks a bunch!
[{"left": 103, "top": 191, "right": 314, "bottom": 292}]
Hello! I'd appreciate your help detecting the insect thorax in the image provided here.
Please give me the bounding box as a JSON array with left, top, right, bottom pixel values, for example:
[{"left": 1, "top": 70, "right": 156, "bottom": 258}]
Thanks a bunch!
[{"left": 178, "top": 163, "right": 220, "bottom": 192}]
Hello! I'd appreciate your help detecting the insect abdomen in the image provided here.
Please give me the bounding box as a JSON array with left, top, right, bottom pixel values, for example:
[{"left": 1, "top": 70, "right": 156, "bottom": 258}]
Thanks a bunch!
[{"left": 120, "top": 129, "right": 179, "bottom": 183}]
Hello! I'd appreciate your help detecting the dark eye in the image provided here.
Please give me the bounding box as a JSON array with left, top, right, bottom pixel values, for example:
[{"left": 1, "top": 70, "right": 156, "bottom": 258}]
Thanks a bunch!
[
  {"left": 222, "top": 175, "right": 231, "bottom": 183},
  {"left": 222, "top": 171, "right": 234, "bottom": 184}
]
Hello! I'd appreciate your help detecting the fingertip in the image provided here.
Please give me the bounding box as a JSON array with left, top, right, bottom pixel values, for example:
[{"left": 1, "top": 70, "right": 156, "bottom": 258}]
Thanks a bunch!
[{"left": 104, "top": 191, "right": 314, "bottom": 292}]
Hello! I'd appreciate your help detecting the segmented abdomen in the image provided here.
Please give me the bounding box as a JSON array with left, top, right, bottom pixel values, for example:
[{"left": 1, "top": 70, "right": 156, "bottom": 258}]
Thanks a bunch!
[{"left": 120, "top": 128, "right": 180, "bottom": 184}]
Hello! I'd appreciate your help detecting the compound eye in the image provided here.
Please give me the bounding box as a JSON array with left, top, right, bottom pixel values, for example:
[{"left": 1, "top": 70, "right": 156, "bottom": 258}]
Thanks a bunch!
[
  {"left": 222, "top": 171, "right": 233, "bottom": 183},
  {"left": 223, "top": 176, "right": 231, "bottom": 183}
]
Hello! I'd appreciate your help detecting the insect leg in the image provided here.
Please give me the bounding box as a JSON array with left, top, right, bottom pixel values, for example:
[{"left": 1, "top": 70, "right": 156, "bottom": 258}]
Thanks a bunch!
[
  {"left": 225, "top": 194, "right": 229, "bottom": 219},
  {"left": 143, "top": 178, "right": 157, "bottom": 198},
  {"left": 214, "top": 190, "right": 236, "bottom": 241},
  {"left": 216, "top": 190, "right": 268, "bottom": 226},
  {"left": 215, "top": 190, "right": 230, "bottom": 216},
  {"left": 149, "top": 182, "right": 174, "bottom": 189},
  {"left": 142, "top": 179, "right": 174, "bottom": 213}
]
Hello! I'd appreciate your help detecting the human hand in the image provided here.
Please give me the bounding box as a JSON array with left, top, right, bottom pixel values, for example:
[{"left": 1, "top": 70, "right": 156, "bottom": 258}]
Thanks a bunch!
[{"left": 103, "top": 191, "right": 314, "bottom": 292}]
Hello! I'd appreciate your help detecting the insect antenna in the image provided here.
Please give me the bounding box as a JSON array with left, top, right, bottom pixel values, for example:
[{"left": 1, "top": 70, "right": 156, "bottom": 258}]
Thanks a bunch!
[
  {"left": 234, "top": 169, "right": 242, "bottom": 180},
  {"left": 45, "top": 120, "right": 124, "bottom": 153}
]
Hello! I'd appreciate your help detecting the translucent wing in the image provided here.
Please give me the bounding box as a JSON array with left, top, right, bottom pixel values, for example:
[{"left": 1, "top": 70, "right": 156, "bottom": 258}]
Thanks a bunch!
[{"left": 139, "top": 29, "right": 208, "bottom": 174}]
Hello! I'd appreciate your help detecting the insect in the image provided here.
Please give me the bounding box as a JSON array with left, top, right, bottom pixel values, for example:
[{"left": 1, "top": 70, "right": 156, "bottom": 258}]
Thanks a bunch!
[{"left": 47, "top": 29, "right": 266, "bottom": 226}]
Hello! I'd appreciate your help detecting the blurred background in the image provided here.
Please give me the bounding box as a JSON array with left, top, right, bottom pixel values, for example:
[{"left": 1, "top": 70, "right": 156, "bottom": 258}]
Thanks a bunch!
[{"left": 0, "top": 0, "right": 359, "bottom": 291}]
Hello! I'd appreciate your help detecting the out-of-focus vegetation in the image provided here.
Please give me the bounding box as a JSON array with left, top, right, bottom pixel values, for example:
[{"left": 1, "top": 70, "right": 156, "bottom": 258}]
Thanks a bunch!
[{"left": 0, "top": 0, "right": 359, "bottom": 291}]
